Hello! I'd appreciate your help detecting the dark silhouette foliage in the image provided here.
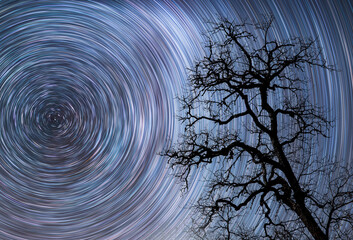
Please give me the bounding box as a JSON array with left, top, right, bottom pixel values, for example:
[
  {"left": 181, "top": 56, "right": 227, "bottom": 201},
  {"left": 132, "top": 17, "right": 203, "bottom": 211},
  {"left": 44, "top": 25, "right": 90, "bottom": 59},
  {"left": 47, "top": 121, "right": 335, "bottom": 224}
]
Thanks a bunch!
[{"left": 163, "top": 17, "right": 353, "bottom": 239}]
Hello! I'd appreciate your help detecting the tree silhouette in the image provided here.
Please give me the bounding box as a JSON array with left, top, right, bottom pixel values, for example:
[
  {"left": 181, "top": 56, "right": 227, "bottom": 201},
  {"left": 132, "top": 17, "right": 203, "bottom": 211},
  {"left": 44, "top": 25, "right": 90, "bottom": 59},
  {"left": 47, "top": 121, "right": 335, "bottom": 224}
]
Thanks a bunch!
[{"left": 164, "top": 17, "right": 353, "bottom": 239}]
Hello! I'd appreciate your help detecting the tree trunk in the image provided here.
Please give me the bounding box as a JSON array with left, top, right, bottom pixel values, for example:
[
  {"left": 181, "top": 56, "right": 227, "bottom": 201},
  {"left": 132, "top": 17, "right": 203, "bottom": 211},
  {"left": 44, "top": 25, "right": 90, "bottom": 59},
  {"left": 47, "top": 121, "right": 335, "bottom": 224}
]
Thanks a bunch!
[
  {"left": 272, "top": 139, "right": 327, "bottom": 240},
  {"left": 287, "top": 200, "right": 327, "bottom": 240}
]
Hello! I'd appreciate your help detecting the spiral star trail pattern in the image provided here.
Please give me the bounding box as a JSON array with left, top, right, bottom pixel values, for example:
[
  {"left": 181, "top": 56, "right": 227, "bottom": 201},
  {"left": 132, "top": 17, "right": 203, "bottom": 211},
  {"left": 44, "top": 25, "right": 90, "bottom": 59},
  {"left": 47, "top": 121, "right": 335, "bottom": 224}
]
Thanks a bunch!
[{"left": 0, "top": 0, "right": 352, "bottom": 239}]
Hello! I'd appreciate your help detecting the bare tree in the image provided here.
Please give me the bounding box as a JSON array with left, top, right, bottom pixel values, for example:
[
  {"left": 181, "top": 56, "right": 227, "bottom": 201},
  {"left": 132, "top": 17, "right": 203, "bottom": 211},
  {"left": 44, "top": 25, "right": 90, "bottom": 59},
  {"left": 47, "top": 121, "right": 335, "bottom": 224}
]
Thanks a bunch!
[{"left": 163, "top": 17, "right": 353, "bottom": 239}]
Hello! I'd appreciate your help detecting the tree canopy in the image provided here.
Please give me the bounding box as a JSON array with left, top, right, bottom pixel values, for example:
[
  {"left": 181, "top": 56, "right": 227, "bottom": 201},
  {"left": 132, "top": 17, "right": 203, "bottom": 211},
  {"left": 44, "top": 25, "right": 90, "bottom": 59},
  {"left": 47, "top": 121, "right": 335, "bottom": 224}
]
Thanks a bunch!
[{"left": 163, "top": 17, "right": 353, "bottom": 240}]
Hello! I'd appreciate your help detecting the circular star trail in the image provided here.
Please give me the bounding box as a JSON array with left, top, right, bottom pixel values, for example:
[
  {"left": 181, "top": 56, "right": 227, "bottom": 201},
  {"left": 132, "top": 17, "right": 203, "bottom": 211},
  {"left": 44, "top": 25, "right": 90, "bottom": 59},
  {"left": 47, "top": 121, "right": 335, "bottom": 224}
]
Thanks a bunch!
[{"left": 0, "top": 1, "right": 352, "bottom": 239}]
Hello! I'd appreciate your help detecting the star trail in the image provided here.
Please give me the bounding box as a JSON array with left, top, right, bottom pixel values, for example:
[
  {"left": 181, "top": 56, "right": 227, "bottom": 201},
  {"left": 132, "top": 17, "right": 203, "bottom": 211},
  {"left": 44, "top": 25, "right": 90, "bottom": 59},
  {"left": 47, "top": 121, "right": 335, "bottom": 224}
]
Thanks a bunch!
[{"left": 0, "top": 1, "right": 352, "bottom": 239}]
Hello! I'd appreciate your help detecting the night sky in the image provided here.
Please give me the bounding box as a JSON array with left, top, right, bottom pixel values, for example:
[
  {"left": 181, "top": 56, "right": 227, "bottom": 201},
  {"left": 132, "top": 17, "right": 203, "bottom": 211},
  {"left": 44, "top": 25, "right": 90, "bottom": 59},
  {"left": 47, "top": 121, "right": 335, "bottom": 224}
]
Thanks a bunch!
[{"left": 0, "top": 1, "right": 352, "bottom": 239}]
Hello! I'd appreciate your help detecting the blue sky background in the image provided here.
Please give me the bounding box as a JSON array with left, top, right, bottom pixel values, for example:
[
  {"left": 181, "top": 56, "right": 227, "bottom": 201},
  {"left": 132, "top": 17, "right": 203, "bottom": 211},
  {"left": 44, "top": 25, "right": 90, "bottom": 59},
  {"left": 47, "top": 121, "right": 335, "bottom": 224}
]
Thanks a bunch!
[{"left": 0, "top": 1, "right": 352, "bottom": 239}]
